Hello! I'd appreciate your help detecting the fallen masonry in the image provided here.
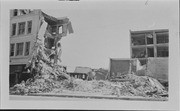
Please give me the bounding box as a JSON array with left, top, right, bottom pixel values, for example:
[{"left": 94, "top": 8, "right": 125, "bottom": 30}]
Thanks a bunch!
[{"left": 10, "top": 74, "right": 168, "bottom": 100}]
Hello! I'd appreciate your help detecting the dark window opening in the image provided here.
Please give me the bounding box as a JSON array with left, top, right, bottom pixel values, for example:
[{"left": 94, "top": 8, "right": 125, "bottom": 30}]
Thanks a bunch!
[
  {"left": 157, "top": 47, "right": 168, "bottom": 57},
  {"left": 27, "top": 21, "right": 32, "bottom": 34},
  {"left": 52, "top": 26, "right": 57, "bottom": 35},
  {"left": 13, "top": 9, "right": 18, "bottom": 16},
  {"left": 20, "top": 10, "right": 26, "bottom": 15},
  {"left": 12, "top": 23, "right": 16, "bottom": 36},
  {"left": 18, "top": 22, "right": 25, "bottom": 35},
  {"left": 24, "top": 42, "right": 30, "bottom": 56},
  {"left": 10, "top": 44, "right": 15, "bottom": 56},
  {"left": 45, "top": 38, "right": 55, "bottom": 49},
  {"left": 147, "top": 47, "right": 154, "bottom": 57},
  {"left": 131, "top": 34, "right": 145, "bottom": 46},
  {"left": 16, "top": 43, "right": 24, "bottom": 56},
  {"left": 132, "top": 47, "right": 146, "bottom": 58},
  {"left": 146, "top": 34, "right": 153, "bottom": 44},
  {"left": 156, "top": 32, "right": 169, "bottom": 44}
]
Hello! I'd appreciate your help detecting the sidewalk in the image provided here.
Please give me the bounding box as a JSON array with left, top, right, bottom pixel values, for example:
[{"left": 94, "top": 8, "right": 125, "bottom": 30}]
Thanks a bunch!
[{"left": 27, "top": 92, "right": 168, "bottom": 101}]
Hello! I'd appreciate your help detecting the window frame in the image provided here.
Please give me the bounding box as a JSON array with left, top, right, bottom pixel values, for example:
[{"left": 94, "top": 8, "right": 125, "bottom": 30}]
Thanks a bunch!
[
  {"left": 18, "top": 22, "right": 26, "bottom": 35},
  {"left": 16, "top": 42, "right": 24, "bottom": 56},
  {"left": 27, "top": 20, "right": 32, "bottom": 34},
  {"left": 10, "top": 43, "right": 15, "bottom": 56},
  {"left": 156, "top": 32, "right": 169, "bottom": 44},
  {"left": 13, "top": 9, "right": 18, "bottom": 16},
  {"left": 11, "top": 23, "right": 17, "bottom": 36},
  {"left": 24, "top": 42, "right": 30, "bottom": 56},
  {"left": 157, "top": 46, "right": 169, "bottom": 57}
]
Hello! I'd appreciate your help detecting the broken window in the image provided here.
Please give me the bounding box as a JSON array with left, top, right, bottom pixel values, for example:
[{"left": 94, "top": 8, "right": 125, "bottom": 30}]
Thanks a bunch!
[
  {"left": 27, "top": 21, "right": 32, "bottom": 34},
  {"left": 12, "top": 23, "right": 16, "bottom": 36},
  {"left": 146, "top": 33, "right": 153, "bottom": 44},
  {"left": 157, "top": 46, "right": 168, "bottom": 57},
  {"left": 18, "top": 22, "right": 25, "bottom": 35},
  {"left": 131, "top": 34, "right": 145, "bottom": 46},
  {"left": 20, "top": 10, "right": 26, "bottom": 15},
  {"left": 132, "top": 47, "right": 146, "bottom": 58},
  {"left": 24, "top": 42, "right": 30, "bottom": 56},
  {"left": 16, "top": 43, "right": 24, "bottom": 56},
  {"left": 147, "top": 47, "right": 154, "bottom": 57},
  {"left": 10, "top": 44, "right": 15, "bottom": 56},
  {"left": 45, "top": 38, "right": 55, "bottom": 49},
  {"left": 51, "top": 26, "right": 57, "bottom": 35},
  {"left": 59, "top": 26, "right": 63, "bottom": 34},
  {"left": 156, "top": 32, "right": 169, "bottom": 44},
  {"left": 13, "top": 9, "right": 18, "bottom": 16}
]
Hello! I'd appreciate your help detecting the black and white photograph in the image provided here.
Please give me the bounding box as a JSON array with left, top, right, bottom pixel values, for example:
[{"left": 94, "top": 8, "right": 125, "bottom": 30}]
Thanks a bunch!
[{"left": 0, "top": 0, "right": 179, "bottom": 110}]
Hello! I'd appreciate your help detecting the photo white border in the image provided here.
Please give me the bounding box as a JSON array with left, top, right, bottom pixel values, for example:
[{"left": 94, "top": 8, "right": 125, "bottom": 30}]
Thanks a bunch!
[{"left": 1, "top": 0, "right": 179, "bottom": 110}]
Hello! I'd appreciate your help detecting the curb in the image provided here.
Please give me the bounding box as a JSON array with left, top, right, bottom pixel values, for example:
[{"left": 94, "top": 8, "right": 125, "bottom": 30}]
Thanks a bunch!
[{"left": 27, "top": 93, "right": 168, "bottom": 101}]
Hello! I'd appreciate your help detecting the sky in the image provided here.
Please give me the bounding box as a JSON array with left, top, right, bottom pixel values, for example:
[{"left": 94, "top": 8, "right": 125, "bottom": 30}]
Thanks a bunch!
[{"left": 41, "top": 0, "right": 178, "bottom": 71}]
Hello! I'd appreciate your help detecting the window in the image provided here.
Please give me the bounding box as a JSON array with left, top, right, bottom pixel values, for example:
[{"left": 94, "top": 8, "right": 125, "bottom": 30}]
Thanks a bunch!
[
  {"left": 131, "top": 34, "right": 145, "bottom": 46},
  {"left": 157, "top": 46, "right": 168, "bottom": 57},
  {"left": 27, "top": 21, "right": 32, "bottom": 34},
  {"left": 146, "top": 33, "right": 153, "bottom": 44},
  {"left": 45, "top": 38, "right": 55, "bottom": 49},
  {"left": 52, "top": 26, "right": 57, "bottom": 35},
  {"left": 156, "top": 32, "right": 169, "bottom": 44},
  {"left": 132, "top": 47, "right": 146, "bottom": 58},
  {"left": 10, "top": 44, "right": 15, "bottom": 56},
  {"left": 12, "top": 23, "right": 16, "bottom": 36},
  {"left": 16, "top": 43, "right": 24, "bottom": 56},
  {"left": 18, "top": 22, "right": 25, "bottom": 35},
  {"left": 24, "top": 42, "right": 30, "bottom": 56},
  {"left": 13, "top": 9, "right": 18, "bottom": 16},
  {"left": 147, "top": 47, "right": 154, "bottom": 57},
  {"left": 59, "top": 26, "right": 63, "bottom": 34}
]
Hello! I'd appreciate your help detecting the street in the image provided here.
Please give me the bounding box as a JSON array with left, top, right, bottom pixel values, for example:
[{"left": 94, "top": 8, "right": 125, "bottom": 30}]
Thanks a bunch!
[{"left": 9, "top": 95, "right": 117, "bottom": 101}]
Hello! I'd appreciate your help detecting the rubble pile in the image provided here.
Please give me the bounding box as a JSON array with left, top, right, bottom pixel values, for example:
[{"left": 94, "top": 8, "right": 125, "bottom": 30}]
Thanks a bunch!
[
  {"left": 60, "top": 74, "right": 167, "bottom": 98},
  {"left": 10, "top": 73, "right": 167, "bottom": 99}
]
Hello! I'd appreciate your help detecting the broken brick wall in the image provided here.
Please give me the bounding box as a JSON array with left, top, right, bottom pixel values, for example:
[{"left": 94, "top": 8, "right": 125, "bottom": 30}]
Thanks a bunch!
[{"left": 109, "top": 59, "right": 136, "bottom": 79}]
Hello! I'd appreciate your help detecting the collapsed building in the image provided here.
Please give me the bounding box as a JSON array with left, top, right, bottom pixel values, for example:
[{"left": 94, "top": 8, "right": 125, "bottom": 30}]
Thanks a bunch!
[
  {"left": 9, "top": 9, "right": 73, "bottom": 86},
  {"left": 9, "top": 10, "right": 168, "bottom": 99}
]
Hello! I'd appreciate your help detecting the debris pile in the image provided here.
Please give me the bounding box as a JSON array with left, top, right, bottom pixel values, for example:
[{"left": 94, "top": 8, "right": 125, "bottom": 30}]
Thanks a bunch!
[{"left": 10, "top": 73, "right": 167, "bottom": 99}]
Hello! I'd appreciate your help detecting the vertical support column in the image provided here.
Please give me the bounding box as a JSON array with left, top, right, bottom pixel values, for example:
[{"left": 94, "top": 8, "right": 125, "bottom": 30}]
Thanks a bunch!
[
  {"left": 144, "top": 33, "right": 148, "bottom": 76},
  {"left": 25, "top": 21, "right": 27, "bottom": 35},
  {"left": 153, "top": 31, "right": 157, "bottom": 57},
  {"left": 144, "top": 33, "right": 148, "bottom": 57},
  {"left": 16, "top": 23, "right": 19, "bottom": 36},
  {"left": 129, "top": 30, "right": 132, "bottom": 58}
]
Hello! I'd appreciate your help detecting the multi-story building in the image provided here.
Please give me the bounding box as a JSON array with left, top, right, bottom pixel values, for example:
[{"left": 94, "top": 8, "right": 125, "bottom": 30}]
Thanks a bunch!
[
  {"left": 108, "top": 29, "right": 169, "bottom": 83},
  {"left": 10, "top": 9, "right": 42, "bottom": 86},
  {"left": 9, "top": 9, "right": 73, "bottom": 86},
  {"left": 130, "top": 29, "right": 169, "bottom": 83},
  {"left": 130, "top": 29, "right": 169, "bottom": 62}
]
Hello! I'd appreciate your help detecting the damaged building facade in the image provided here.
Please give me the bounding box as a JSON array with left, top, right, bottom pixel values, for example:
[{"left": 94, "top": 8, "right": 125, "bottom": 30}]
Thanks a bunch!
[
  {"left": 109, "top": 29, "right": 169, "bottom": 84},
  {"left": 130, "top": 29, "right": 169, "bottom": 83},
  {"left": 9, "top": 9, "right": 73, "bottom": 86}
]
